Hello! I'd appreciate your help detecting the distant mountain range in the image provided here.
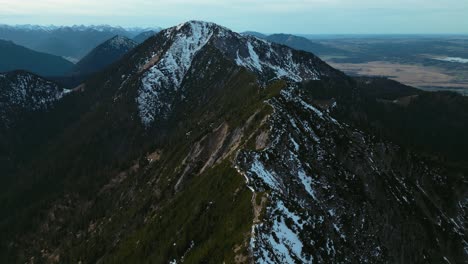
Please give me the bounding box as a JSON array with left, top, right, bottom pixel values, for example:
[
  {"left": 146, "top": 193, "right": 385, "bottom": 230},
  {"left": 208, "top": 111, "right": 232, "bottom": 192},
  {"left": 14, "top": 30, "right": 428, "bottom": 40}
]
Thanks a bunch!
[
  {"left": 0, "top": 33, "right": 140, "bottom": 84},
  {"left": 0, "top": 39, "right": 74, "bottom": 76},
  {"left": 71, "top": 35, "right": 137, "bottom": 76},
  {"left": 0, "top": 24, "right": 160, "bottom": 61}
]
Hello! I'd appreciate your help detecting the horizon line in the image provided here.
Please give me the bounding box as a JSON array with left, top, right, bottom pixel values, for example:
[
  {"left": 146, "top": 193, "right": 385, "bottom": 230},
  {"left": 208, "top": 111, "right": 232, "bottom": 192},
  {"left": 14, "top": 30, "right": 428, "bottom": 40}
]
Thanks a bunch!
[{"left": 1, "top": 23, "right": 468, "bottom": 36}]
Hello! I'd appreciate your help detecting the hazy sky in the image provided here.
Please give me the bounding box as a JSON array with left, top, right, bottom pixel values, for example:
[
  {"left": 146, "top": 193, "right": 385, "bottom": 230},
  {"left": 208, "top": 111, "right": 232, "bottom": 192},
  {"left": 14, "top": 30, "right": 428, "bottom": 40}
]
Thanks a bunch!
[{"left": 0, "top": 0, "right": 467, "bottom": 34}]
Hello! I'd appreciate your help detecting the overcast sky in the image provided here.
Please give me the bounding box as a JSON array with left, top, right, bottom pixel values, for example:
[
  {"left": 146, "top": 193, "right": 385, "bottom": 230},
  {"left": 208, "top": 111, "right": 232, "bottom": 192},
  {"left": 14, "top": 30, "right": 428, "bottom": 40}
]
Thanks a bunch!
[{"left": 0, "top": 0, "right": 467, "bottom": 34}]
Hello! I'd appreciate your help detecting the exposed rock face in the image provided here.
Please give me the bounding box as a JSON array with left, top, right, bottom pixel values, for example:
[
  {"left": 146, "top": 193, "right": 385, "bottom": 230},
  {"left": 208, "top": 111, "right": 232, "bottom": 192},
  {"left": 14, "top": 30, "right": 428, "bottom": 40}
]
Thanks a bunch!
[{"left": 237, "top": 85, "right": 466, "bottom": 263}]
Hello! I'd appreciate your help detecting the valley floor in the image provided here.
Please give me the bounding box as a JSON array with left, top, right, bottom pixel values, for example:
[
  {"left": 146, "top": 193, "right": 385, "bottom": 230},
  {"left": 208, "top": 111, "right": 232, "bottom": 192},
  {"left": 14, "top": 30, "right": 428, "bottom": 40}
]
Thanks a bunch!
[{"left": 327, "top": 61, "right": 468, "bottom": 95}]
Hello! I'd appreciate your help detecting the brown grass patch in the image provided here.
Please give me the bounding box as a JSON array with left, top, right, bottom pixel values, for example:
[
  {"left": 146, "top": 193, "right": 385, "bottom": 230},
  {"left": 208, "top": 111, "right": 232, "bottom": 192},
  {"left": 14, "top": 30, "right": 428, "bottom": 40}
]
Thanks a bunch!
[{"left": 328, "top": 61, "right": 468, "bottom": 89}]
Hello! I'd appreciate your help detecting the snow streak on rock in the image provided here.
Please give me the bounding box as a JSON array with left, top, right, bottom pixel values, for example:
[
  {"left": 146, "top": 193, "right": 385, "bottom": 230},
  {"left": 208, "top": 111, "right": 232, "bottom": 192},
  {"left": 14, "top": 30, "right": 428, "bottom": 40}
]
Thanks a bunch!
[
  {"left": 236, "top": 85, "right": 465, "bottom": 263},
  {"left": 137, "top": 21, "right": 214, "bottom": 126},
  {"left": 237, "top": 86, "right": 346, "bottom": 263},
  {"left": 233, "top": 38, "right": 321, "bottom": 83}
]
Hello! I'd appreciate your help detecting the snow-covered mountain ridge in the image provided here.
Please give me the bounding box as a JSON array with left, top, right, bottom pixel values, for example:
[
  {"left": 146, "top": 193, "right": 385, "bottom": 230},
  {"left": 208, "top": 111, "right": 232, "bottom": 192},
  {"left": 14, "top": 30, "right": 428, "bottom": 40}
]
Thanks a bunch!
[
  {"left": 136, "top": 21, "right": 339, "bottom": 126},
  {"left": 0, "top": 24, "right": 161, "bottom": 34}
]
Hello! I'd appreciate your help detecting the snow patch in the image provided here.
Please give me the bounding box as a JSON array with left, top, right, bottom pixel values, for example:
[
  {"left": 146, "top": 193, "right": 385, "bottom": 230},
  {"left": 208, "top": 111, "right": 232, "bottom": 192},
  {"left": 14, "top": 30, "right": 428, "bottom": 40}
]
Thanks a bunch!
[
  {"left": 137, "top": 21, "right": 214, "bottom": 126},
  {"left": 433, "top": 56, "right": 468, "bottom": 64},
  {"left": 1, "top": 72, "right": 70, "bottom": 127},
  {"left": 235, "top": 41, "right": 263, "bottom": 72},
  {"left": 233, "top": 38, "right": 321, "bottom": 83},
  {"left": 298, "top": 169, "right": 317, "bottom": 201},
  {"left": 249, "top": 155, "right": 280, "bottom": 190}
]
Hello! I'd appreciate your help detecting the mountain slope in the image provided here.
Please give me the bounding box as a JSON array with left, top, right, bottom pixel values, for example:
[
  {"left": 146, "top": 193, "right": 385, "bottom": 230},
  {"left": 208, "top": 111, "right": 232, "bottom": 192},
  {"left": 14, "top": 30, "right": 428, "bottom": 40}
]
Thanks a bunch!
[
  {"left": 0, "top": 40, "right": 74, "bottom": 76},
  {"left": 0, "top": 71, "right": 72, "bottom": 179},
  {"left": 70, "top": 35, "right": 138, "bottom": 76},
  {"left": 0, "top": 21, "right": 466, "bottom": 263},
  {"left": 0, "top": 70, "right": 70, "bottom": 127},
  {"left": 237, "top": 84, "right": 465, "bottom": 263}
]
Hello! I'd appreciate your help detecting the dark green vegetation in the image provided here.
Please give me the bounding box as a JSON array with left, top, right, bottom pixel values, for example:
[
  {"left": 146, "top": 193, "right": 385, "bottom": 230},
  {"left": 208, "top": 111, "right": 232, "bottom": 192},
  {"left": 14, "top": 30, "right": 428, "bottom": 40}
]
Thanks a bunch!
[
  {"left": 104, "top": 162, "right": 252, "bottom": 263},
  {"left": 0, "top": 40, "right": 74, "bottom": 76},
  {"left": 303, "top": 76, "right": 468, "bottom": 166},
  {"left": 272, "top": 72, "right": 468, "bottom": 172}
]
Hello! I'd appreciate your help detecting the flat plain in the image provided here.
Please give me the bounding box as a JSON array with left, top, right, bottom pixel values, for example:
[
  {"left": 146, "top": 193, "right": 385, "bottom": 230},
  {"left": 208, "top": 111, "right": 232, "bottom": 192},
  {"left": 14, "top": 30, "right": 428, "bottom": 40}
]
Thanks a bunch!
[{"left": 312, "top": 36, "right": 468, "bottom": 94}]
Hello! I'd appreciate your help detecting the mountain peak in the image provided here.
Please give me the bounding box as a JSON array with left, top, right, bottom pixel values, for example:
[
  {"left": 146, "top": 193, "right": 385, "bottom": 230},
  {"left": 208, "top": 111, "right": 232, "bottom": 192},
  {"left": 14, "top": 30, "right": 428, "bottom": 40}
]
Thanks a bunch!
[
  {"left": 169, "top": 20, "right": 243, "bottom": 43},
  {"left": 106, "top": 35, "right": 138, "bottom": 49},
  {"left": 70, "top": 35, "right": 137, "bottom": 76},
  {"left": 160, "top": 20, "right": 335, "bottom": 82},
  {"left": 136, "top": 21, "right": 339, "bottom": 127},
  {"left": 175, "top": 20, "right": 221, "bottom": 30}
]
